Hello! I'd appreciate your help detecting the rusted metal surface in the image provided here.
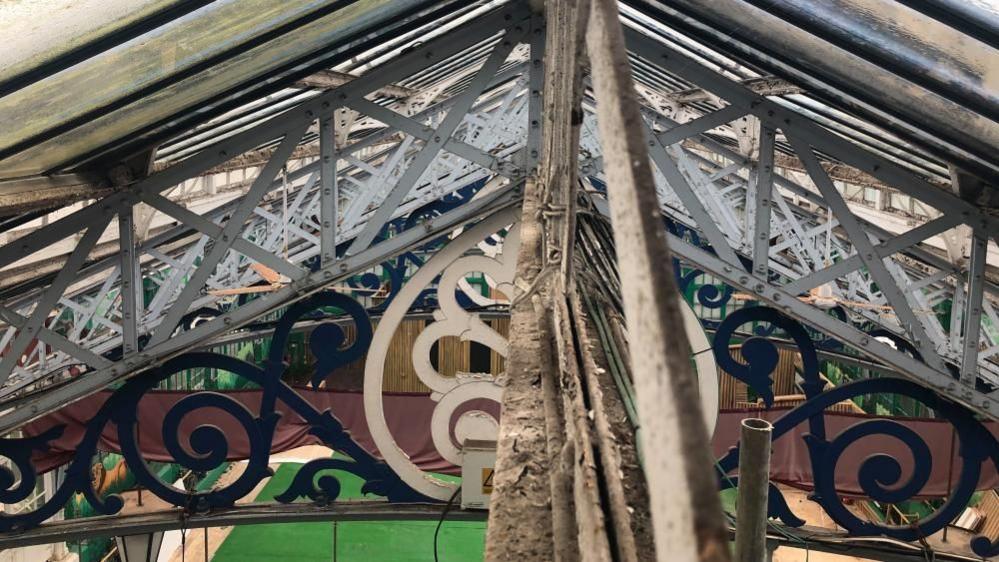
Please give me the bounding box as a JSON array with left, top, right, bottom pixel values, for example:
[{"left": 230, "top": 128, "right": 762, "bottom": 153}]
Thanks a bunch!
[
  {"left": 294, "top": 69, "right": 416, "bottom": 99},
  {"left": 668, "top": 77, "right": 802, "bottom": 104}
]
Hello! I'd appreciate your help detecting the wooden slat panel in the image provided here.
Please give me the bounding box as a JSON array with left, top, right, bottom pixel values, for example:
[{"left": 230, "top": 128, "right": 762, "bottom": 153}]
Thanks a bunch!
[
  {"left": 383, "top": 319, "right": 428, "bottom": 393},
  {"left": 977, "top": 490, "right": 999, "bottom": 540},
  {"left": 316, "top": 315, "right": 512, "bottom": 392},
  {"left": 719, "top": 344, "right": 811, "bottom": 408},
  {"left": 490, "top": 317, "right": 510, "bottom": 374}
]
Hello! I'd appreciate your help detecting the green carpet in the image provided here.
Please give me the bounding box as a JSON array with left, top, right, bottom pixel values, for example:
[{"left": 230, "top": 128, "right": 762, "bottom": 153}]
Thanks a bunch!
[{"left": 212, "top": 462, "right": 485, "bottom": 561}]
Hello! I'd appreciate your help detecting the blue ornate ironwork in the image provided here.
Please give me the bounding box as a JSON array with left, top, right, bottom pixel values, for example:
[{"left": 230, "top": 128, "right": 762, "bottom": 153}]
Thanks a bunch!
[
  {"left": 713, "top": 306, "right": 999, "bottom": 557},
  {"left": 0, "top": 291, "right": 427, "bottom": 533}
]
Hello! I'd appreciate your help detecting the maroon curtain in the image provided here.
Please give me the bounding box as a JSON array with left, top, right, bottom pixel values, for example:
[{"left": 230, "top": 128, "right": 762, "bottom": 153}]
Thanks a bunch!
[
  {"left": 713, "top": 408, "right": 999, "bottom": 498},
  {"left": 25, "top": 391, "right": 999, "bottom": 499}
]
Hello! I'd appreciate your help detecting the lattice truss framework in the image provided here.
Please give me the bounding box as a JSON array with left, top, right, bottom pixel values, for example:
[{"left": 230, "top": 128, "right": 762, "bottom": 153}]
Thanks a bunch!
[{"left": 0, "top": 2, "right": 997, "bottom": 437}]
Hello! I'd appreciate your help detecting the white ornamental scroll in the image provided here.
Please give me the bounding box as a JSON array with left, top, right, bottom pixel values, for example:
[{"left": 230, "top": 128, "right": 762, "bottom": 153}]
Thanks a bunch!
[
  {"left": 362, "top": 204, "right": 720, "bottom": 500},
  {"left": 363, "top": 206, "right": 520, "bottom": 499}
]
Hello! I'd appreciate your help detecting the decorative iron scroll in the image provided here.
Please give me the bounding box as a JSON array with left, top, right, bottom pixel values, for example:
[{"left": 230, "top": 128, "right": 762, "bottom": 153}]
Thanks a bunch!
[
  {"left": 714, "top": 306, "right": 999, "bottom": 557},
  {"left": 0, "top": 291, "right": 425, "bottom": 533}
]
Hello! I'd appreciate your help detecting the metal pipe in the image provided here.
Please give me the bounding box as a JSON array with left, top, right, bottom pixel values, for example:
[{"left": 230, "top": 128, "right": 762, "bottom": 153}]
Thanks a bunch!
[
  {"left": 894, "top": 0, "right": 999, "bottom": 50},
  {"left": 734, "top": 418, "right": 773, "bottom": 562},
  {"left": 735, "top": 0, "right": 999, "bottom": 121}
]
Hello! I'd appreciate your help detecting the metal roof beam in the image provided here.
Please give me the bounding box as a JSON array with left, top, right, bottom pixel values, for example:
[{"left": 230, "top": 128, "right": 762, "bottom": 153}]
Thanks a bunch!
[
  {"left": 293, "top": 69, "right": 416, "bottom": 99},
  {"left": 668, "top": 76, "right": 802, "bottom": 104}
]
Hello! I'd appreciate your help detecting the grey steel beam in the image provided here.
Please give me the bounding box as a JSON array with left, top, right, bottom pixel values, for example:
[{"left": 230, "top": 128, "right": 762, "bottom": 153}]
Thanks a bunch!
[
  {"left": 0, "top": 183, "right": 521, "bottom": 434},
  {"left": 657, "top": 104, "right": 746, "bottom": 146},
  {"left": 781, "top": 214, "right": 962, "bottom": 296},
  {"left": 637, "top": 0, "right": 999, "bottom": 175},
  {"left": 787, "top": 133, "right": 944, "bottom": 370},
  {"left": 146, "top": 123, "right": 309, "bottom": 348},
  {"left": 751, "top": 126, "right": 775, "bottom": 278},
  {"left": 666, "top": 233, "right": 999, "bottom": 417},
  {"left": 346, "top": 98, "right": 511, "bottom": 175},
  {"left": 0, "top": 214, "right": 112, "bottom": 385},
  {"left": 0, "top": 5, "right": 526, "bottom": 273},
  {"left": 346, "top": 31, "right": 521, "bottom": 256},
  {"left": 960, "top": 230, "right": 988, "bottom": 385},
  {"left": 320, "top": 113, "right": 338, "bottom": 268},
  {"left": 644, "top": 118, "right": 743, "bottom": 268},
  {"left": 118, "top": 206, "right": 139, "bottom": 357},
  {"left": 139, "top": 192, "right": 307, "bottom": 283},
  {"left": 622, "top": 25, "right": 999, "bottom": 236}
]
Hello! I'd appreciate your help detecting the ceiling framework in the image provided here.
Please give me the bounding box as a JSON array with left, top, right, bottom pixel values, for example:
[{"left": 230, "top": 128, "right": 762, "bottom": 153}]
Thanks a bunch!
[
  {"left": 0, "top": 0, "right": 996, "bottom": 559},
  {"left": 0, "top": 0, "right": 996, "bottom": 428}
]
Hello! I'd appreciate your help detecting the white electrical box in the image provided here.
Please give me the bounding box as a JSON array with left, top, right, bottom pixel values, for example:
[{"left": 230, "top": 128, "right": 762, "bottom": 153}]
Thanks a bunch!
[{"left": 460, "top": 439, "right": 497, "bottom": 510}]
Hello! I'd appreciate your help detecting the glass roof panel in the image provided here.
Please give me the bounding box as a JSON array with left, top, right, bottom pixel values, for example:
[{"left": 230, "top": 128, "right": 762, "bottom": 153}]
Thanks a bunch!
[
  {"left": 0, "top": 0, "right": 182, "bottom": 83},
  {"left": 0, "top": 0, "right": 406, "bottom": 177}
]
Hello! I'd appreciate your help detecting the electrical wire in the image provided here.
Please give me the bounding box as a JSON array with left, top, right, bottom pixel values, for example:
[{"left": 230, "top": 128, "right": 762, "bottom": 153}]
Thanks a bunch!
[{"left": 433, "top": 486, "right": 462, "bottom": 562}]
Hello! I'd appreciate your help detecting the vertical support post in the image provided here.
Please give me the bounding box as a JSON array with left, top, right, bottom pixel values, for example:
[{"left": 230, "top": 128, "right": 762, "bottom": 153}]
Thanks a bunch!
[
  {"left": 752, "top": 127, "right": 775, "bottom": 278},
  {"left": 119, "top": 206, "right": 139, "bottom": 356},
  {"left": 487, "top": 5, "right": 590, "bottom": 559},
  {"left": 960, "top": 229, "right": 987, "bottom": 385},
  {"left": 733, "top": 418, "right": 772, "bottom": 562},
  {"left": 537, "top": 0, "right": 588, "bottom": 284},
  {"left": 585, "top": 1, "right": 731, "bottom": 560},
  {"left": 524, "top": 20, "right": 544, "bottom": 175},
  {"left": 950, "top": 281, "right": 965, "bottom": 353},
  {"left": 533, "top": 10, "right": 581, "bottom": 560},
  {"left": 320, "top": 113, "right": 338, "bottom": 268}
]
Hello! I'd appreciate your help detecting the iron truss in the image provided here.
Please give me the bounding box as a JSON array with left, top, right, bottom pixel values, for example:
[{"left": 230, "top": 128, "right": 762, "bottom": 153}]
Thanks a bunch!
[
  {"left": 0, "top": 2, "right": 997, "bottom": 433},
  {"left": 0, "top": 3, "right": 996, "bottom": 558}
]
